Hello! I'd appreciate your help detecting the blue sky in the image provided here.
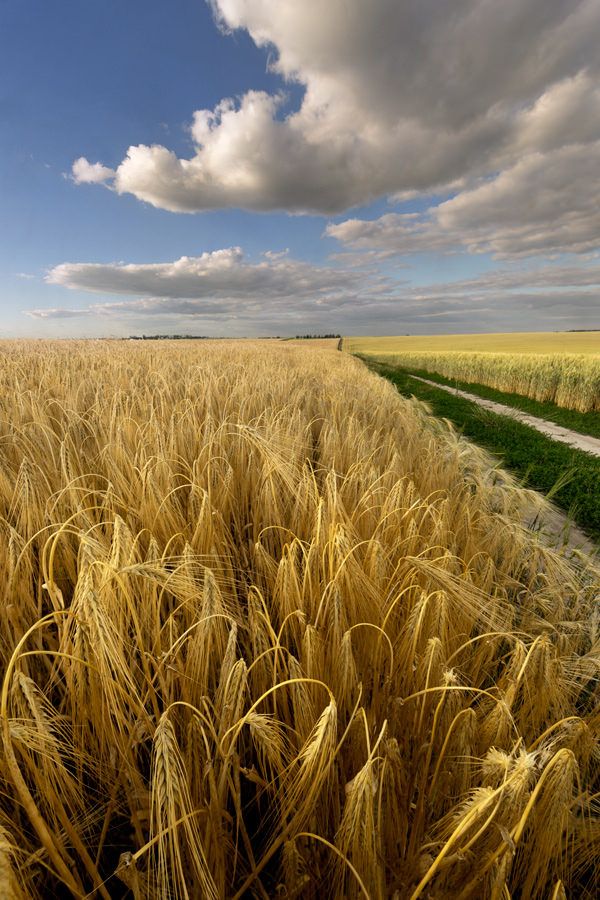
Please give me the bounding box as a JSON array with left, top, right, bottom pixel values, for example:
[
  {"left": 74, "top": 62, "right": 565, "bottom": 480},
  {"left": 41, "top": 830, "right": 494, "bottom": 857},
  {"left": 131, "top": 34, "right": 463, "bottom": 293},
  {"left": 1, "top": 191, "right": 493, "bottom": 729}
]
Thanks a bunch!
[{"left": 2, "top": 0, "right": 599, "bottom": 337}]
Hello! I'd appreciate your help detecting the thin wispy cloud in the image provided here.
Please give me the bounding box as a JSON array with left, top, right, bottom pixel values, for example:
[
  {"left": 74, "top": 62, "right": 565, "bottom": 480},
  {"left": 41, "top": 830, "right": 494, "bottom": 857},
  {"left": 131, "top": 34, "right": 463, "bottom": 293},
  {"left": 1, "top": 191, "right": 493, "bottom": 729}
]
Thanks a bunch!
[
  {"left": 26, "top": 251, "right": 600, "bottom": 335},
  {"left": 30, "top": 248, "right": 388, "bottom": 328},
  {"left": 43, "top": 248, "right": 382, "bottom": 301}
]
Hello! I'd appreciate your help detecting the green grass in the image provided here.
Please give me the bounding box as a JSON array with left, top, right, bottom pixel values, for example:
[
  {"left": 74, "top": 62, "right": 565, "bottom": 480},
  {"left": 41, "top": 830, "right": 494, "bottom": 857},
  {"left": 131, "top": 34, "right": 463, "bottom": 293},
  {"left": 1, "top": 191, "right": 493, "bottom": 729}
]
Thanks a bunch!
[
  {"left": 363, "top": 357, "right": 600, "bottom": 541},
  {"left": 391, "top": 364, "right": 600, "bottom": 438}
]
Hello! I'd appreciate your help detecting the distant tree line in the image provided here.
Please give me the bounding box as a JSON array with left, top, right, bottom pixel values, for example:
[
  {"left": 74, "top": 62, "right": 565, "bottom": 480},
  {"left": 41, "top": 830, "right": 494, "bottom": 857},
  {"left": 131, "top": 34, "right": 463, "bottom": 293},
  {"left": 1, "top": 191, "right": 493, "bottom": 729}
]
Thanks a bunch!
[
  {"left": 123, "top": 333, "right": 344, "bottom": 341},
  {"left": 294, "top": 333, "right": 341, "bottom": 339}
]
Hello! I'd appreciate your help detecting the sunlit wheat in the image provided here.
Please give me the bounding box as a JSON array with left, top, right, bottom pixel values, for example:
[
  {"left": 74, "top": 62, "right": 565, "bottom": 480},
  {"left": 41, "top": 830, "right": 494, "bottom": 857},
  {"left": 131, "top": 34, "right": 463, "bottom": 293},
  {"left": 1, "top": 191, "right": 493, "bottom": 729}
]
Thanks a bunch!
[{"left": 0, "top": 339, "right": 597, "bottom": 897}]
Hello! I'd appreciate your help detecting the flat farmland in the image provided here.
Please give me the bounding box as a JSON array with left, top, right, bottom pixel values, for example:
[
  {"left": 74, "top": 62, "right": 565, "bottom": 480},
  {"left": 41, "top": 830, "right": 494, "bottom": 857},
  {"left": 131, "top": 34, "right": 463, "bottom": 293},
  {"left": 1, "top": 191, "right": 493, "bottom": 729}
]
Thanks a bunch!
[
  {"left": 285, "top": 337, "right": 341, "bottom": 348},
  {"left": 350, "top": 331, "right": 600, "bottom": 543},
  {"left": 346, "top": 333, "right": 600, "bottom": 413},
  {"left": 0, "top": 339, "right": 598, "bottom": 898},
  {"left": 346, "top": 331, "right": 600, "bottom": 355}
]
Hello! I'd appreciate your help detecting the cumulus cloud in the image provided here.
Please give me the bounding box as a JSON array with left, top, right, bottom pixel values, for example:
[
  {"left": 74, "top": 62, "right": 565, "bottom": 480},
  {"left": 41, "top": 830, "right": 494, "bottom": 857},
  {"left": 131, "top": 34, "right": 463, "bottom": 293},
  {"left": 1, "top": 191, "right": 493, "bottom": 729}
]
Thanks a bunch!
[
  {"left": 71, "top": 157, "right": 115, "bottom": 185},
  {"left": 72, "top": 0, "right": 600, "bottom": 226},
  {"left": 110, "top": 91, "right": 368, "bottom": 213},
  {"left": 436, "top": 143, "right": 600, "bottom": 256},
  {"left": 44, "top": 247, "right": 377, "bottom": 302},
  {"left": 330, "top": 142, "right": 600, "bottom": 258},
  {"left": 512, "top": 71, "right": 600, "bottom": 154}
]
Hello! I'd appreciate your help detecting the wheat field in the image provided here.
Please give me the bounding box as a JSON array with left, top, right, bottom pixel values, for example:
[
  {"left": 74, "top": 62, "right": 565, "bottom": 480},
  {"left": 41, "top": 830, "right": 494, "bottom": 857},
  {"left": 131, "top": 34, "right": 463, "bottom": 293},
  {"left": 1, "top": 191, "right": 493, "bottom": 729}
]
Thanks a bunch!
[
  {"left": 0, "top": 339, "right": 598, "bottom": 898},
  {"left": 349, "top": 350, "right": 600, "bottom": 413},
  {"left": 344, "top": 340, "right": 600, "bottom": 412},
  {"left": 346, "top": 333, "right": 600, "bottom": 355},
  {"left": 345, "top": 333, "right": 600, "bottom": 413}
]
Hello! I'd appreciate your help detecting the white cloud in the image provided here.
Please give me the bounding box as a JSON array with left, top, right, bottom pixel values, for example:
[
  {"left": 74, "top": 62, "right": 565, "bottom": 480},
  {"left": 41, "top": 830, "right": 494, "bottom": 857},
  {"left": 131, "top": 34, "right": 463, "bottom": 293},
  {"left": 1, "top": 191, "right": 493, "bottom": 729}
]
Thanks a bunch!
[
  {"left": 44, "top": 247, "right": 375, "bottom": 302},
  {"left": 111, "top": 91, "right": 365, "bottom": 213},
  {"left": 27, "top": 249, "right": 600, "bottom": 335},
  {"left": 330, "top": 142, "right": 600, "bottom": 258},
  {"left": 27, "top": 307, "right": 92, "bottom": 319},
  {"left": 326, "top": 213, "right": 458, "bottom": 255},
  {"left": 71, "top": 157, "right": 115, "bottom": 185},
  {"left": 393, "top": 262, "right": 600, "bottom": 301},
  {"left": 436, "top": 143, "right": 600, "bottom": 256},
  {"left": 34, "top": 247, "right": 394, "bottom": 330},
  {"left": 512, "top": 71, "right": 600, "bottom": 154},
  {"left": 72, "top": 0, "right": 600, "bottom": 227}
]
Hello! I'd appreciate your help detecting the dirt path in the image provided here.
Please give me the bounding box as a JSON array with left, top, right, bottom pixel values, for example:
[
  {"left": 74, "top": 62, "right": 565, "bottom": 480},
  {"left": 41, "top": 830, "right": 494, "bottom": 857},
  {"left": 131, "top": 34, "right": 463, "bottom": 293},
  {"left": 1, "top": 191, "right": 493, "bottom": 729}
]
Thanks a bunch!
[
  {"left": 352, "top": 356, "right": 599, "bottom": 560},
  {"left": 411, "top": 375, "right": 600, "bottom": 458},
  {"left": 403, "top": 375, "right": 599, "bottom": 560},
  {"left": 524, "top": 501, "right": 599, "bottom": 560}
]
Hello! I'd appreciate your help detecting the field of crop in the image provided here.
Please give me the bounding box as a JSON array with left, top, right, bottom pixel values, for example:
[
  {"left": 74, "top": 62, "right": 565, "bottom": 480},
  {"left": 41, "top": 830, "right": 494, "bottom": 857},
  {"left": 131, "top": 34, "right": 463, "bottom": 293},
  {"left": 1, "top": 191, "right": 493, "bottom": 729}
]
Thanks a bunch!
[
  {"left": 346, "top": 334, "right": 600, "bottom": 413},
  {"left": 0, "top": 339, "right": 598, "bottom": 898},
  {"left": 352, "top": 350, "right": 600, "bottom": 413},
  {"left": 346, "top": 332, "right": 600, "bottom": 355}
]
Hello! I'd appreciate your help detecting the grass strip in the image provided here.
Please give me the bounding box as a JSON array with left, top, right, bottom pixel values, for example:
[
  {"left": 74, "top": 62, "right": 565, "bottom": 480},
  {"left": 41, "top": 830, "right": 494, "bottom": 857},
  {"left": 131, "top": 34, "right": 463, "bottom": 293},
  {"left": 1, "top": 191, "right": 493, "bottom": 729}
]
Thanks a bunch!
[
  {"left": 372, "top": 361, "right": 600, "bottom": 439},
  {"left": 363, "top": 357, "right": 600, "bottom": 541}
]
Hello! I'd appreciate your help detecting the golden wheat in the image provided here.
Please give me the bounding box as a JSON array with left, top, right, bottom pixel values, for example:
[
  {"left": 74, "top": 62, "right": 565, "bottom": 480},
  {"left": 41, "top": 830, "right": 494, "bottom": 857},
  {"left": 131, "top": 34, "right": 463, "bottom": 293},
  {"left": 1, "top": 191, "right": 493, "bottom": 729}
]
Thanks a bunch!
[
  {"left": 345, "top": 335, "right": 600, "bottom": 412},
  {"left": 347, "top": 332, "right": 600, "bottom": 355},
  {"left": 0, "top": 339, "right": 597, "bottom": 898}
]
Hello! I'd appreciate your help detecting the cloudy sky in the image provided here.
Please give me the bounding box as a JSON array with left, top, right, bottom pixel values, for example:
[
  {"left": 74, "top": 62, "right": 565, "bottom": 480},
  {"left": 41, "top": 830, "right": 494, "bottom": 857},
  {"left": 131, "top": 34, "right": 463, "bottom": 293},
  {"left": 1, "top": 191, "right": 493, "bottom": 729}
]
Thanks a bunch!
[{"left": 2, "top": 0, "right": 600, "bottom": 337}]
